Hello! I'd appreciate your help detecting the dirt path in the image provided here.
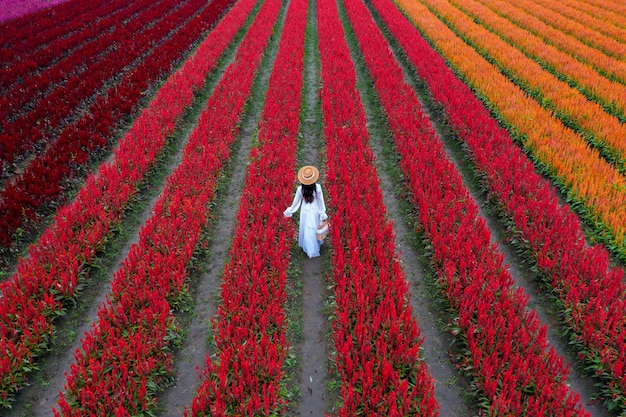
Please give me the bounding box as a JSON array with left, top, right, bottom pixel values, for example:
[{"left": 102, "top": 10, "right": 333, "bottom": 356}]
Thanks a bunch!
[
  {"left": 157, "top": 1, "right": 290, "bottom": 414},
  {"left": 288, "top": 1, "right": 333, "bottom": 415},
  {"left": 350, "top": 1, "right": 612, "bottom": 415},
  {"left": 0, "top": 16, "right": 253, "bottom": 416}
]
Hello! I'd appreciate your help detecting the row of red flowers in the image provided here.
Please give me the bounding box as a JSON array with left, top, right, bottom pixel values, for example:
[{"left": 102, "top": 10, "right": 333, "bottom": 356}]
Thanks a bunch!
[
  {"left": 0, "top": 0, "right": 116, "bottom": 77},
  {"left": 317, "top": 0, "right": 439, "bottom": 414},
  {"left": 0, "top": 0, "right": 135, "bottom": 92},
  {"left": 369, "top": 0, "right": 626, "bottom": 411},
  {"left": 342, "top": 0, "right": 589, "bottom": 414},
  {"left": 0, "top": 0, "right": 198, "bottom": 174},
  {"left": 0, "top": 0, "right": 242, "bottom": 407},
  {"left": 0, "top": 0, "right": 229, "bottom": 252},
  {"left": 54, "top": 0, "right": 278, "bottom": 412},
  {"left": 0, "top": 0, "right": 160, "bottom": 126},
  {"left": 187, "top": 0, "right": 304, "bottom": 413}
]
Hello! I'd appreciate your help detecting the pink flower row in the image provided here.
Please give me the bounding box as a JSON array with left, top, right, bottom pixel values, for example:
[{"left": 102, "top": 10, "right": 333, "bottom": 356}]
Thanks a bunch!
[
  {"left": 0, "top": 0, "right": 71, "bottom": 24},
  {"left": 317, "top": 0, "right": 439, "bottom": 414},
  {"left": 370, "top": 0, "right": 626, "bottom": 410},
  {"left": 0, "top": 0, "right": 240, "bottom": 407},
  {"left": 55, "top": 0, "right": 279, "bottom": 412},
  {"left": 342, "top": 0, "right": 589, "bottom": 414},
  {"left": 187, "top": 0, "right": 305, "bottom": 413}
]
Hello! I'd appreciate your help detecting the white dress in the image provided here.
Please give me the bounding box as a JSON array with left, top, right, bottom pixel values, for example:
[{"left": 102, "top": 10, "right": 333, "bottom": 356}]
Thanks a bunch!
[{"left": 284, "top": 183, "right": 328, "bottom": 258}]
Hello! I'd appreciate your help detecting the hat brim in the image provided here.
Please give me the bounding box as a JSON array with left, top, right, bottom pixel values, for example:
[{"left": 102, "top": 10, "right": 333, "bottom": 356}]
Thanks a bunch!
[{"left": 297, "top": 166, "right": 319, "bottom": 185}]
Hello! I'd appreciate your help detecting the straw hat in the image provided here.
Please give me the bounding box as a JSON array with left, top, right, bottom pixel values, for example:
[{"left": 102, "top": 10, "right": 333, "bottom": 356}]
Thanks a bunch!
[{"left": 297, "top": 166, "right": 319, "bottom": 185}]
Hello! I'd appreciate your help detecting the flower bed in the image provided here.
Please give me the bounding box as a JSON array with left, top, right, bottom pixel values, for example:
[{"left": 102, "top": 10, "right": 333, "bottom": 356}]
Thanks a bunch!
[
  {"left": 423, "top": 0, "right": 626, "bottom": 170},
  {"left": 0, "top": 0, "right": 231, "bottom": 249},
  {"left": 0, "top": 0, "right": 246, "bottom": 406},
  {"left": 370, "top": 0, "right": 626, "bottom": 410},
  {"left": 341, "top": 0, "right": 589, "bottom": 414},
  {"left": 0, "top": 0, "right": 134, "bottom": 90},
  {"left": 492, "top": 0, "right": 626, "bottom": 60},
  {"left": 54, "top": 0, "right": 281, "bottom": 413},
  {"left": 394, "top": 0, "right": 626, "bottom": 262},
  {"left": 449, "top": 0, "right": 626, "bottom": 118},
  {"left": 317, "top": 0, "right": 439, "bottom": 414},
  {"left": 471, "top": 0, "right": 626, "bottom": 87},
  {"left": 0, "top": 0, "right": 158, "bottom": 123},
  {"left": 1, "top": 0, "right": 193, "bottom": 171},
  {"left": 186, "top": 0, "right": 305, "bottom": 413}
]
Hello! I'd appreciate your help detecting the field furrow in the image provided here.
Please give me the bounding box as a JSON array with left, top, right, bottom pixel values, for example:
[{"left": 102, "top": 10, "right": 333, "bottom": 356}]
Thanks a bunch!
[
  {"left": 373, "top": 0, "right": 626, "bottom": 412},
  {"left": 0, "top": 0, "right": 249, "bottom": 407},
  {"left": 397, "top": 0, "right": 626, "bottom": 263},
  {"left": 318, "top": 0, "right": 439, "bottom": 414},
  {"left": 53, "top": 0, "right": 279, "bottom": 412},
  {"left": 424, "top": 0, "right": 626, "bottom": 173},
  {"left": 448, "top": 0, "right": 626, "bottom": 122},
  {"left": 0, "top": 0, "right": 235, "bottom": 271},
  {"left": 2, "top": 0, "right": 624, "bottom": 414},
  {"left": 493, "top": 0, "right": 626, "bottom": 60},
  {"left": 473, "top": 0, "right": 626, "bottom": 87},
  {"left": 186, "top": 0, "right": 304, "bottom": 413},
  {"left": 343, "top": 0, "right": 592, "bottom": 414}
]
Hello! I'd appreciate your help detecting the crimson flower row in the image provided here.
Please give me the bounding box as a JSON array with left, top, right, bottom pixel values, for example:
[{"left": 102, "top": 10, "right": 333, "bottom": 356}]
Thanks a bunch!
[
  {"left": 0, "top": 0, "right": 244, "bottom": 406},
  {"left": 341, "top": 0, "right": 590, "bottom": 414},
  {"left": 0, "top": 0, "right": 228, "bottom": 249},
  {"left": 317, "top": 0, "right": 439, "bottom": 414},
  {"left": 0, "top": 0, "right": 112, "bottom": 67},
  {"left": 187, "top": 0, "right": 304, "bottom": 414},
  {"left": 369, "top": 0, "right": 626, "bottom": 410},
  {"left": 0, "top": 0, "right": 134, "bottom": 91},
  {"left": 54, "top": 0, "right": 276, "bottom": 412},
  {"left": 1, "top": 0, "right": 195, "bottom": 173},
  {"left": 0, "top": 0, "right": 158, "bottom": 121}
]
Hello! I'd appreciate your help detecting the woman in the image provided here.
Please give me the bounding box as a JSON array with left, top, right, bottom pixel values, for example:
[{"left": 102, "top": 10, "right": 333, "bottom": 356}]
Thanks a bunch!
[{"left": 284, "top": 165, "right": 328, "bottom": 258}]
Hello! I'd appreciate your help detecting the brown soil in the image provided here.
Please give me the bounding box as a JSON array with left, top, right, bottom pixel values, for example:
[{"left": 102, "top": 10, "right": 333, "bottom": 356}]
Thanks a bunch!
[{"left": 288, "top": 0, "right": 335, "bottom": 413}]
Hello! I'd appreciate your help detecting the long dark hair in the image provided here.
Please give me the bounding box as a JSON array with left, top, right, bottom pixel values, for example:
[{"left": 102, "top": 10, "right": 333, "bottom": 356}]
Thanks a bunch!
[{"left": 302, "top": 183, "right": 316, "bottom": 203}]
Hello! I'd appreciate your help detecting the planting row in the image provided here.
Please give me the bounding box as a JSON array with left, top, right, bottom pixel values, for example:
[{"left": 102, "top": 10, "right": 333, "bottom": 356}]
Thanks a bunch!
[
  {"left": 0, "top": 0, "right": 246, "bottom": 407},
  {"left": 563, "top": 0, "right": 626, "bottom": 30},
  {"left": 187, "top": 0, "right": 304, "bottom": 413},
  {"left": 54, "top": 0, "right": 280, "bottom": 412},
  {"left": 502, "top": 0, "right": 626, "bottom": 60},
  {"left": 0, "top": 0, "right": 162, "bottom": 124},
  {"left": 536, "top": 0, "right": 626, "bottom": 42},
  {"left": 400, "top": 0, "right": 626, "bottom": 263},
  {"left": 426, "top": 0, "right": 626, "bottom": 170},
  {"left": 0, "top": 0, "right": 231, "bottom": 254},
  {"left": 372, "top": 0, "right": 626, "bottom": 411},
  {"left": 343, "top": 0, "right": 589, "bottom": 414},
  {"left": 473, "top": 0, "right": 626, "bottom": 87},
  {"left": 449, "top": 0, "right": 626, "bottom": 120},
  {"left": 1, "top": 0, "right": 196, "bottom": 173},
  {"left": 0, "top": 0, "right": 136, "bottom": 90},
  {"left": 318, "top": 0, "right": 439, "bottom": 414}
]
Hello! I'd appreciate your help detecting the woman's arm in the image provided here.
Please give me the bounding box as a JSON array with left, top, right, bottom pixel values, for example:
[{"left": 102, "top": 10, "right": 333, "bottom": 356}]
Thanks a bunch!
[
  {"left": 284, "top": 185, "right": 303, "bottom": 217},
  {"left": 316, "top": 184, "right": 328, "bottom": 220}
]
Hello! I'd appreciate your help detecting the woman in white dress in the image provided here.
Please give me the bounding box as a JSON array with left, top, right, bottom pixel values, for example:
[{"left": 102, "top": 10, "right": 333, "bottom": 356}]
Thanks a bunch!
[{"left": 284, "top": 166, "right": 328, "bottom": 258}]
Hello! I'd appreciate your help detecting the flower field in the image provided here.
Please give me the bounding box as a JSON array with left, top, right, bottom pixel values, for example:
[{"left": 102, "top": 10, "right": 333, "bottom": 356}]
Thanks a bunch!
[{"left": 1, "top": 0, "right": 625, "bottom": 415}]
